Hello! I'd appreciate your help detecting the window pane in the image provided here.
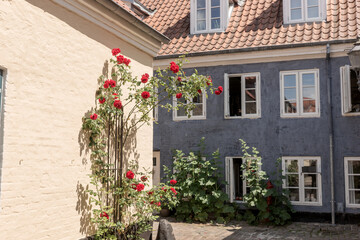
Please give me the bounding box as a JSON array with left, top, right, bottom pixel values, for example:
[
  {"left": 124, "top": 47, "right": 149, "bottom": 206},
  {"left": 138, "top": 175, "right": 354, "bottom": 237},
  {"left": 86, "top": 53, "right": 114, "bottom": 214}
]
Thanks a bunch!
[
  {"left": 302, "top": 73, "right": 315, "bottom": 85},
  {"left": 177, "top": 107, "right": 186, "bottom": 117},
  {"left": 233, "top": 158, "right": 244, "bottom": 201},
  {"left": 193, "top": 104, "right": 203, "bottom": 116},
  {"left": 245, "top": 102, "right": 257, "bottom": 114},
  {"left": 291, "top": 8, "right": 302, "bottom": 20},
  {"left": 211, "top": 18, "right": 220, "bottom": 29},
  {"left": 304, "top": 174, "right": 317, "bottom": 187},
  {"left": 197, "top": 0, "right": 205, "bottom": 8},
  {"left": 307, "top": 0, "right": 318, "bottom": 6},
  {"left": 229, "top": 77, "right": 242, "bottom": 116},
  {"left": 284, "top": 88, "right": 297, "bottom": 101},
  {"left": 193, "top": 95, "right": 202, "bottom": 104},
  {"left": 349, "top": 176, "right": 360, "bottom": 189},
  {"left": 349, "top": 161, "right": 360, "bottom": 174},
  {"left": 291, "top": 0, "right": 301, "bottom": 8},
  {"left": 302, "top": 87, "right": 315, "bottom": 100},
  {"left": 303, "top": 100, "right": 316, "bottom": 113},
  {"left": 288, "top": 188, "right": 300, "bottom": 201},
  {"left": 245, "top": 76, "right": 256, "bottom": 88},
  {"left": 349, "top": 191, "right": 360, "bottom": 204},
  {"left": 350, "top": 70, "right": 360, "bottom": 112},
  {"left": 211, "top": 0, "right": 220, "bottom": 7},
  {"left": 211, "top": 7, "right": 220, "bottom": 18},
  {"left": 245, "top": 90, "right": 256, "bottom": 101},
  {"left": 197, "top": 20, "right": 206, "bottom": 31},
  {"left": 285, "top": 159, "right": 298, "bottom": 173},
  {"left": 284, "top": 75, "right": 296, "bottom": 87},
  {"left": 197, "top": 9, "right": 206, "bottom": 20},
  {"left": 307, "top": 6, "right": 319, "bottom": 18},
  {"left": 286, "top": 174, "right": 299, "bottom": 187},
  {"left": 303, "top": 159, "right": 317, "bottom": 172},
  {"left": 304, "top": 189, "right": 318, "bottom": 202},
  {"left": 285, "top": 101, "right": 297, "bottom": 113}
]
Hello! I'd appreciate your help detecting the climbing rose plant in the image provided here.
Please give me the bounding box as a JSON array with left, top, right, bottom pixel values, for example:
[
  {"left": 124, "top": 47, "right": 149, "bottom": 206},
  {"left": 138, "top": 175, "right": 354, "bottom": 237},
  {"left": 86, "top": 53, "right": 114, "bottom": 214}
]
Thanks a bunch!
[{"left": 82, "top": 48, "right": 222, "bottom": 239}]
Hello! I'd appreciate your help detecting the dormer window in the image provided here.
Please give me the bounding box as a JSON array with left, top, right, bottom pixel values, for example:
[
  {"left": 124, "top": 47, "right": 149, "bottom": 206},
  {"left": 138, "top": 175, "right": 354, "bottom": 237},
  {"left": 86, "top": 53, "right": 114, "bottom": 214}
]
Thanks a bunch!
[
  {"left": 283, "top": 0, "right": 326, "bottom": 24},
  {"left": 190, "top": 0, "right": 231, "bottom": 34}
]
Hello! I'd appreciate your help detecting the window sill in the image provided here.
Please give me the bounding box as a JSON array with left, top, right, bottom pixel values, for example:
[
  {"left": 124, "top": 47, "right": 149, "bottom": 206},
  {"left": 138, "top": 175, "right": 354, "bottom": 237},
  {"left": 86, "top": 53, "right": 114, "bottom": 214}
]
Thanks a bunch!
[
  {"left": 173, "top": 116, "right": 206, "bottom": 121},
  {"left": 342, "top": 112, "right": 360, "bottom": 117},
  {"left": 291, "top": 201, "right": 322, "bottom": 206},
  {"left": 280, "top": 114, "right": 320, "bottom": 119},
  {"left": 346, "top": 203, "right": 360, "bottom": 208},
  {"left": 224, "top": 115, "right": 261, "bottom": 120}
]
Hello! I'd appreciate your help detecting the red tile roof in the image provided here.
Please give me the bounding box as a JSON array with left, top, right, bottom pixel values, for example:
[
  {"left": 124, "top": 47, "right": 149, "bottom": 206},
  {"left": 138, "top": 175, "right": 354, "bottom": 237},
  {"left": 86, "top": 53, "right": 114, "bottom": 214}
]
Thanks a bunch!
[{"left": 137, "top": 0, "right": 359, "bottom": 57}]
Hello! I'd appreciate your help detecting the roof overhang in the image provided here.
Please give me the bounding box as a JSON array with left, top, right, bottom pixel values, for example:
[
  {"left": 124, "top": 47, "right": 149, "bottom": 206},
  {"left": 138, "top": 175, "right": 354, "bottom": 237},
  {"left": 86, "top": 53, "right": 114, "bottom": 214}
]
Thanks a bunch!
[{"left": 52, "top": 0, "right": 169, "bottom": 57}]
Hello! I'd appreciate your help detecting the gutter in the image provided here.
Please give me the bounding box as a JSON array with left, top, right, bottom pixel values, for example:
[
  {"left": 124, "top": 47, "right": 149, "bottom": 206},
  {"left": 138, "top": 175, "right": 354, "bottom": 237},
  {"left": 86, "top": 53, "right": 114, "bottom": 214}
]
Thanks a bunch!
[
  {"left": 96, "top": 0, "right": 169, "bottom": 44},
  {"left": 326, "top": 43, "right": 336, "bottom": 225},
  {"left": 155, "top": 39, "right": 357, "bottom": 60}
]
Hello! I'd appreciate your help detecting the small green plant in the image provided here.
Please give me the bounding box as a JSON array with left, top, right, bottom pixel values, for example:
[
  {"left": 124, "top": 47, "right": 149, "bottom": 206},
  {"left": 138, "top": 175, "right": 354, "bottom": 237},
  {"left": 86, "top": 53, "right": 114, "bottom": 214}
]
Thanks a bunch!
[
  {"left": 240, "top": 139, "right": 294, "bottom": 225},
  {"left": 164, "top": 138, "right": 235, "bottom": 223}
]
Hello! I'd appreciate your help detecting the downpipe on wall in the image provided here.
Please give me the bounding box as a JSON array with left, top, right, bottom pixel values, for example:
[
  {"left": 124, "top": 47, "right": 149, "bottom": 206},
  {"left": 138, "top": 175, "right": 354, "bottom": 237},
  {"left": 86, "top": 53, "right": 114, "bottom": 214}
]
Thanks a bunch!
[{"left": 326, "top": 43, "right": 336, "bottom": 225}]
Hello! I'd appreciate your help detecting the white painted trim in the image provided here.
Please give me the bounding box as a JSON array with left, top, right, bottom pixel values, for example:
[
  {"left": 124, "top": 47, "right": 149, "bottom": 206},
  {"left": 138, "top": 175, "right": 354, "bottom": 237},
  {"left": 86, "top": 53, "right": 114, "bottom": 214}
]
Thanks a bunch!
[
  {"left": 52, "top": 0, "right": 162, "bottom": 57},
  {"left": 226, "top": 156, "right": 245, "bottom": 203},
  {"left": 154, "top": 44, "right": 353, "bottom": 69},
  {"left": 172, "top": 91, "right": 206, "bottom": 121},
  {"left": 191, "top": 0, "right": 229, "bottom": 34},
  {"left": 344, "top": 157, "right": 360, "bottom": 208},
  {"left": 283, "top": 0, "right": 326, "bottom": 24},
  {"left": 282, "top": 156, "right": 322, "bottom": 206},
  {"left": 340, "top": 66, "right": 360, "bottom": 116},
  {"left": 280, "top": 69, "right": 320, "bottom": 118},
  {"left": 224, "top": 72, "right": 261, "bottom": 119}
]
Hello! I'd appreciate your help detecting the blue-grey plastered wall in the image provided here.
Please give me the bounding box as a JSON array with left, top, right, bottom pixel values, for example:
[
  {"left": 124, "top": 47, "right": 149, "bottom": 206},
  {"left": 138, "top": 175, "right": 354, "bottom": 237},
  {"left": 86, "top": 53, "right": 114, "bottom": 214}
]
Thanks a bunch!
[{"left": 154, "top": 56, "right": 360, "bottom": 213}]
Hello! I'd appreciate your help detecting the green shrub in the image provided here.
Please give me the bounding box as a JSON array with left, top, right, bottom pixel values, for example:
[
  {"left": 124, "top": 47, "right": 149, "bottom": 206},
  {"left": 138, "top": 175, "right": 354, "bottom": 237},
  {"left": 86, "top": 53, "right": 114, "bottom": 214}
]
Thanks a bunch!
[{"left": 164, "top": 138, "right": 235, "bottom": 223}]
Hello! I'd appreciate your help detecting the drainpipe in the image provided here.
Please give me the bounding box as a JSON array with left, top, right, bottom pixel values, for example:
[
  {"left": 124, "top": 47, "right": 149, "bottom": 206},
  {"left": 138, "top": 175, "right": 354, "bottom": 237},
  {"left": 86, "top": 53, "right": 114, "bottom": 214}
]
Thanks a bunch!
[{"left": 326, "top": 43, "right": 335, "bottom": 225}]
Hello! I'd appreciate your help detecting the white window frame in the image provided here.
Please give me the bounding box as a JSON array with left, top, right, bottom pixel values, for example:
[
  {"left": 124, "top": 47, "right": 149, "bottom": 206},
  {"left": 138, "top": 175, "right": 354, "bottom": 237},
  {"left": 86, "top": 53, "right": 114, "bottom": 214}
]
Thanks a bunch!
[
  {"left": 283, "top": 0, "right": 326, "bottom": 24},
  {"left": 172, "top": 92, "right": 206, "bottom": 121},
  {"left": 282, "top": 156, "right": 322, "bottom": 206},
  {"left": 340, "top": 65, "right": 360, "bottom": 116},
  {"left": 280, "top": 69, "right": 320, "bottom": 118},
  {"left": 153, "top": 87, "right": 159, "bottom": 122},
  {"left": 224, "top": 72, "right": 261, "bottom": 119},
  {"left": 190, "top": 0, "right": 229, "bottom": 34},
  {"left": 344, "top": 157, "right": 360, "bottom": 208}
]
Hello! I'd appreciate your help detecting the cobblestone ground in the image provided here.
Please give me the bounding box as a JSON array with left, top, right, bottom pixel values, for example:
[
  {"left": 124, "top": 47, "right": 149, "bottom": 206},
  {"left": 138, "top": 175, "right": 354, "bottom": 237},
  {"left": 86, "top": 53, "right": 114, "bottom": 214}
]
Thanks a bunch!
[{"left": 152, "top": 217, "right": 360, "bottom": 240}]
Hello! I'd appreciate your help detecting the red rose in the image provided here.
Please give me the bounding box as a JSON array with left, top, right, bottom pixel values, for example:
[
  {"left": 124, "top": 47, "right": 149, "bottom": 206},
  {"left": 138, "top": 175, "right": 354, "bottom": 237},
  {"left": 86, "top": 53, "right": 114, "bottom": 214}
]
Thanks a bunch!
[
  {"left": 103, "top": 81, "right": 109, "bottom": 89},
  {"left": 141, "top": 176, "right": 148, "bottom": 182},
  {"left": 109, "top": 80, "right": 116, "bottom": 88},
  {"left": 218, "top": 86, "right": 223, "bottom": 93},
  {"left": 266, "top": 180, "right": 274, "bottom": 189},
  {"left": 141, "top": 91, "right": 150, "bottom": 99},
  {"left": 124, "top": 58, "right": 131, "bottom": 66},
  {"left": 215, "top": 90, "right": 221, "bottom": 95},
  {"left": 136, "top": 183, "right": 145, "bottom": 192},
  {"left": 141, "top": 73, "right": 149, "bottom": 83},
  {"left": 126, "top": 170, "right": 135, "bottom": 179},
  {"left": 170, "top": 187, "right": 177, "bottom": 195},
  {"left": 131, "top": 183, "right": 137, "bottom": 190},
  {"left": 114, "top": 100, "right": 122, "bottom": 109},
  {"left": 112, "top": 93, "right": 118, "bottom": 99},
  {"left": 156, "top": 202, "right": 161, "bottom": 206},
  {"left": 176, "top": 93, "right": 182, "bottom": 99},
  {"left": 207, "top": 77, "right": 212, "bottom": 86},
  {"left": 99, "top": 97, "right": 106, "bottom": 104},
  {"left": 150, "top": 201, "right": 154, "bottom": 204},
  {"left": 170, "top": 180, "right": 177, "bottom": 185},
  {"left": 177, "top": 77, "right": 182, "bottom": 82},
  {"left": 170, "top": 61, "right": 179, "bottom": 73},
  {"left": 112, "top": 48, "right": 121, "bottom": 56},
  {"left": 197, "top": 89, "right": 202, "bottom": 94},
  {"left": 100, "top": 212, "right": 109, "bottom": 220},
  {"left": 90, "top": 113, "right": 98, "bottom": 120},
  {"left": 161, "top": 187, "right": 167, "bottom": 192},
  {"left": 148, "top": 191, "right": 153, "bottom": 195}
]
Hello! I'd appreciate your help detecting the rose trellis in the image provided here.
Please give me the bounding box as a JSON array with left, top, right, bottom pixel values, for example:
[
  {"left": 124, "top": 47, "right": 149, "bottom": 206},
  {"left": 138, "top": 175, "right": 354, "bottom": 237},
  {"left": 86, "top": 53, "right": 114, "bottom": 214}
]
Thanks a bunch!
[{"left": 82, "top": 48, "right": 223, "bottom": 239}]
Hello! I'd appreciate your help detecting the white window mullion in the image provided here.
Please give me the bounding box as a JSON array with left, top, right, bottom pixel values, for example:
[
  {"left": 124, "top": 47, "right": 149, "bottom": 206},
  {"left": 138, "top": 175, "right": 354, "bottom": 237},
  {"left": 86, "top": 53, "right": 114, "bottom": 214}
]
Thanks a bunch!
[
  {"left": 299, "top": 159, "right": 304, "bottom": 203},
  {"left": 224, "top": 73, "right": 229, "bottom": 117},
  {"left": 298, "top": 72, "right": 303, "bottom": 116},
  {"left": 241, "top": 75, "right": 246, "bottom": 117}
]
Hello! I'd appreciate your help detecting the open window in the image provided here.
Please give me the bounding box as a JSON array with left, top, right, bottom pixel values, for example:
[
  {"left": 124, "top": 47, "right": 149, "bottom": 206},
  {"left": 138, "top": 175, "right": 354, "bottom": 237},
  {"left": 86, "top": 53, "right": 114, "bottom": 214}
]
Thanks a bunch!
[
  {"left": 341, "top": 65, "right": 360, "bottom": 115},
  {"left": 225, "top": 73, "right": 261, "bottom": 118},
  {"left": 344, "top": 157, "right": 360, "bottom": 207}
]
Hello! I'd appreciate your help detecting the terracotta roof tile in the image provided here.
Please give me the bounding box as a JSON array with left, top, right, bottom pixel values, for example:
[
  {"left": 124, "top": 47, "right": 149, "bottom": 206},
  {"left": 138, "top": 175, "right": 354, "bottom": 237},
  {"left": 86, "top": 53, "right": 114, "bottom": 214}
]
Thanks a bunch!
[{"left": 137, "top": 0, "right": 359, "bottom": 56}]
